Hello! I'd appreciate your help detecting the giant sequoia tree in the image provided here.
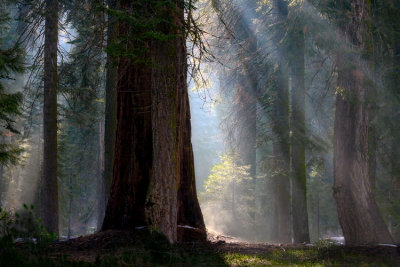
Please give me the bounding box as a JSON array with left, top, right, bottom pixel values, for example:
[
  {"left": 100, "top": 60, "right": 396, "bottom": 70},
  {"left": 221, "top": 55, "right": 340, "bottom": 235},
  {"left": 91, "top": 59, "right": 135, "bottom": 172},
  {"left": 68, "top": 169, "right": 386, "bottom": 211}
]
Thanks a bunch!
[
  {"left": 101, "top": 0, "right": 205, "bottom": 243},
  {"left": 333, "top": 0, "right": 393, "bottom": 245}
]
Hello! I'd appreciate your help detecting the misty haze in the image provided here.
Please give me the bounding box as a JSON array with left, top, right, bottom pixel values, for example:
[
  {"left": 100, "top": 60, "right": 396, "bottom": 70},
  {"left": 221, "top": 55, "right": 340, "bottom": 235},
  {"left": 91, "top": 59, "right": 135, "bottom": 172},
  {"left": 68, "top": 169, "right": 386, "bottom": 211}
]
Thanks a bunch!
[{"left": 0, "top": 0, "right": 399, "bottom": 266}]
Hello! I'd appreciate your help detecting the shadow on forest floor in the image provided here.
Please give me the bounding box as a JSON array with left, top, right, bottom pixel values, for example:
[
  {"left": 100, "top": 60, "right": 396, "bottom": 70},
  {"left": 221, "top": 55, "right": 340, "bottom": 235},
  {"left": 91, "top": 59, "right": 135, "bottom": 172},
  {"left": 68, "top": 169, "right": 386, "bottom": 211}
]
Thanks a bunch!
[{"left": 0, "top": 229, "right": 399, "bottom": 266}]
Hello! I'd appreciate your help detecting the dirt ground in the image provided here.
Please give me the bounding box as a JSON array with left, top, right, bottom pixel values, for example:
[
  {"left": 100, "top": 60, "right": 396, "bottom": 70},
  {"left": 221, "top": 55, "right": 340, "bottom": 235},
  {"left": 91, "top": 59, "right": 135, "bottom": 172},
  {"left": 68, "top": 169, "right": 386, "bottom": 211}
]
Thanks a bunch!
[{"left": 48, "top": 229, "right": 400, "bottom": 265}]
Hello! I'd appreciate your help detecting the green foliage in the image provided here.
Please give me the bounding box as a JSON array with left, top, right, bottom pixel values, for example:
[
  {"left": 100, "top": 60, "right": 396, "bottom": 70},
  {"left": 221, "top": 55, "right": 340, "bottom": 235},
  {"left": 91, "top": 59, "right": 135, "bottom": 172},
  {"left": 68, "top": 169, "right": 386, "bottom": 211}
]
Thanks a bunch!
[
  {"left": 99, "top": 0, "right": 185, "bottom": 65},
  {"left": 203, "top": 152, "right": 252, "bottom": 201},
  {"left": 0, "top": 244, "right": 393, "bottom": 266},
  {"left": 201, "top": 152, "right": 255, "bottom": 237},
  {"left": 0, "top": 3, "right": 24, "bottom": 165},
  {"left": 58, "top": 0, "right": 105, "bottom": 236},
  {"left": 0, "top": 204, "right": 57, "bottom": 249},
  {"left": 223, "top": 247, "right": 392, "bottom": 266}
]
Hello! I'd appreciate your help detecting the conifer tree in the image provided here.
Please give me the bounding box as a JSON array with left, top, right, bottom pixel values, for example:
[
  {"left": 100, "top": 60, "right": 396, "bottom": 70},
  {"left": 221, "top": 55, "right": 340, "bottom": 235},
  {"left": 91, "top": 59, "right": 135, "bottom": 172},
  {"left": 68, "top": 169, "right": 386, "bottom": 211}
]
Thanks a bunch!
[
  {"left": 102, "top": 0, "right": 205, "bottom": 243},
  {"left": 332, "top": 0, "right": 393, "bottom": 245},
  {"left": 42, "top": 0, "right": 59, "bottom": 234}
]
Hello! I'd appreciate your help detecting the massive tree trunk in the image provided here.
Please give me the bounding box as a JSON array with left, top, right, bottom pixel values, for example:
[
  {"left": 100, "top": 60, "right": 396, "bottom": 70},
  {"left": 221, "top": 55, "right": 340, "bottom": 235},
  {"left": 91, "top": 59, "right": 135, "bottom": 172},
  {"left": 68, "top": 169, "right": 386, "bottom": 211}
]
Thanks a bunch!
[
  {"left": 98, "top": 0, "right": 119, "bottom": 230},
  {"left": 101, "top": 22, "right": 153, "bottom": 235},
  {"left": 42, "top": 0, "right": 59, "bottom": 234},
  {"left": 102, "top": 0, "right": 205, "bottom": 243},
  {"left": 290, "top": 24, "right": 310, "bottom": 244},
  {"left": 333, "top": 0, "right": 392, "bottom": 245}
]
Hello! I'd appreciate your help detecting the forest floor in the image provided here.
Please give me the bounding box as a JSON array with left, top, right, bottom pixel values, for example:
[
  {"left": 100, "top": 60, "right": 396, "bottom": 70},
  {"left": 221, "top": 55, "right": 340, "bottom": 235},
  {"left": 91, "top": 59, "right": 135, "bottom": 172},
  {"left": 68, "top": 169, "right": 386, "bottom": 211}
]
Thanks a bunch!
[{"left": 1, "top": 229, "right": 399, "bottom": 266}]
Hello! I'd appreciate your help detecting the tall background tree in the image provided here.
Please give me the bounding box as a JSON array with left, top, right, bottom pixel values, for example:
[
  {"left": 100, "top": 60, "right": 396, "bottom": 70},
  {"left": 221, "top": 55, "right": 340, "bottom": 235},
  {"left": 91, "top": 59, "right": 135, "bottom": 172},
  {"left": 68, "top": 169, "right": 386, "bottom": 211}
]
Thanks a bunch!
[
  {"left": 42, "top": 0, "right": 59, "bottom": 234},
  {"left": 99, "top": 0, "right": 119, "bottom": 227}
]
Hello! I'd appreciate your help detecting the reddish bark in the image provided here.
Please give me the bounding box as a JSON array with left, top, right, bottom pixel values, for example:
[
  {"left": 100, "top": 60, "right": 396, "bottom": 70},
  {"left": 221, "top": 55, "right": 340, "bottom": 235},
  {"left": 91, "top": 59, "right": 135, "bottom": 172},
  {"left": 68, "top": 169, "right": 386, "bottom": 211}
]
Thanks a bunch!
[
  {"left": 101, "top": 56, "right": 153, "bottom": 230},
  {"left": 333, "top": 0, "right": 393, "bottom": 245},
  {"left": 102, "top": 0, "right": 205, "bottom": 243},
  {"left": 177, "top": 76, "right": 206, "bottom": 241}
]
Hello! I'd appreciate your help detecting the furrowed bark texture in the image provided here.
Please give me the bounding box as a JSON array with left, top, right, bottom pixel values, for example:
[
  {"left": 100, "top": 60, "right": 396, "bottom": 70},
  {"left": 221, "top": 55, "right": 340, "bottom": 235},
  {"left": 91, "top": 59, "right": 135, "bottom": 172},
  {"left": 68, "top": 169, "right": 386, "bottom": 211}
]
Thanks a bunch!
[
  {"left": 102, "top": 0, "right": 152, "bottom": 230},
  {"left": 43, "top": 0, "right": 59, "bottom": 234},
  {"left": 101, "top": 56, "right": 153, "bottom": 231},
  {"left": 147, "top": 23, "right": 181, "bottom": 243},
  {"left": 333, "top": 0, "right": 392, "bottom": 245},
  {"left": 176, "top": 34, "right": 206, "bottom": 241},
  {"left": 102, "top": 0, "right": 205, "bottom": 243},
  {"left": 98, "top": 0, "right": 119, "bottom": 229}
]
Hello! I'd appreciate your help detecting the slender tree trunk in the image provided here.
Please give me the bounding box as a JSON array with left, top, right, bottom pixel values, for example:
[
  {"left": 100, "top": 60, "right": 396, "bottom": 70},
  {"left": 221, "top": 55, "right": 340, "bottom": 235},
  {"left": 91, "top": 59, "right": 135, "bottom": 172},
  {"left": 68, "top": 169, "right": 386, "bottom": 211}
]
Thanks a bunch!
[
  {"left": 231, "top": 180, "right": 236, "bottom": 220},
  {"left": 42, "top": 0, "right": 59, "bottom": 235},
  {"left": 333, "top": 0, "right": 392, "bottom": 245},
  {"left": 270, "top": 196, "right": 279, "bottom": 241},
  {"left": 0, "top": 135, "right": 5, "bottom": 206},
  {"left": 0, "top": 163, "right": 3, "bottom": 206},
  {"left": 388, "top": 17, "right": 400, "bottom": 242},
  {"left": 367, "top": 0, "right": 377, "bottom": 190},
  {"left": 269, "top": 0, "right": 291, "bottom": 244},
  {"left": 290, "top": 25, "right": 310, "bottom": 244},
  {"left": 235, "top": 75, "right": 257, "bottom": 238},
  {"left": 238, "top": 80, "right": 257, "bottom": 227},
  {"left": 271, "top": 67, "right": 291, "bottom": 244},
  {"left": 316, "top": 188, "right": 320, "bottom": 240},
  {"left": 368, "top": 125, "right": 377, "bottom": 189},
  {"left": 97, "top": 120, "right": 105, "bottom": 230},
  {"left": 67, "top": 175, "right": 72, "bottom": 240},
  {"left": 99, "top": 0, "right": 119, "bottom": 228}
]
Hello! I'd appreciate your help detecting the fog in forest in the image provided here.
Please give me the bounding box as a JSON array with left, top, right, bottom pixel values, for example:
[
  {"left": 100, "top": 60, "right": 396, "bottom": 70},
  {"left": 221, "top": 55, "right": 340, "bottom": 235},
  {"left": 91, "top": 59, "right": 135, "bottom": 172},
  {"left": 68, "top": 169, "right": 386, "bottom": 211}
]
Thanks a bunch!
[
  {"left": 1, "top": 0, "right": 400, "bottom": 249},
  {"left": 190, "top": 0, "right": 398, "bottom": 243},
  {"left": 187, "top": 0, "right": 340, "bottom": 243}
]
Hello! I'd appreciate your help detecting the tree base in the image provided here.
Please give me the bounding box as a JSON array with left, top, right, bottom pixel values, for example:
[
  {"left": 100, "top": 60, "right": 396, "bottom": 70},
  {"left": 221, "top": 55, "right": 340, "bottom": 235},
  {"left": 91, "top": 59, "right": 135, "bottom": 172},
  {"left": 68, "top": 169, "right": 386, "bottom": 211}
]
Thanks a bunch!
[{"left": 177, "top": 225, "right": 207, "bottom": 242}]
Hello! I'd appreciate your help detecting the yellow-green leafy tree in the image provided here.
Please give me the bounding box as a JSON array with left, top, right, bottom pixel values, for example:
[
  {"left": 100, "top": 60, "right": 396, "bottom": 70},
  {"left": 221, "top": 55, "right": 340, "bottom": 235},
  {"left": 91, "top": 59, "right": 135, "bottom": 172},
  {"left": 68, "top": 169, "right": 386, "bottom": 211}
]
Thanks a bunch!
[{"left": 201, "top": 152, "right": 254, "bottom": 238}]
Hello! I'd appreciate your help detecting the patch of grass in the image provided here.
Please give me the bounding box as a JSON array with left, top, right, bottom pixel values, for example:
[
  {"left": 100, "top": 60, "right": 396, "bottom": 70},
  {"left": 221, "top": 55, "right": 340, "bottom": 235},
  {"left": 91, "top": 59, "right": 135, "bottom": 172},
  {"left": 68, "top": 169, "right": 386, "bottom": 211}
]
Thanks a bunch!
[
  {"left": 224, "top": 254, "right": 273, "bottom": 266},
  {"left": 99, "top": 248, "right": 228, "bottom": 266},
  {"left": 0, "top": 236, "right": 394, "bottom": 267},
  {"left": 222, "top": 247, "right": 390, "bottom": 267}
]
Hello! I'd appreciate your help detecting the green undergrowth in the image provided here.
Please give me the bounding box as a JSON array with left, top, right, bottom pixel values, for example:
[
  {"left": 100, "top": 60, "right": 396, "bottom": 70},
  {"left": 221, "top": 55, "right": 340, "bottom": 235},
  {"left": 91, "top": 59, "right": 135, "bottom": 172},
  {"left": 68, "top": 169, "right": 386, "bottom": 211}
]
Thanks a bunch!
[
  {"left": 0, "top": 230, "right": 395, "bottom": 266},
  {"left": 0, "top": 245, "right": 393, "bottom": 266},
  {"left": 223, "top": 248, "right": 390, "bottom": 267}
]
